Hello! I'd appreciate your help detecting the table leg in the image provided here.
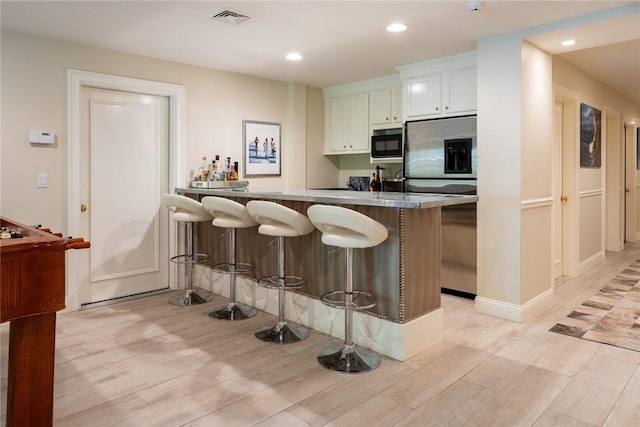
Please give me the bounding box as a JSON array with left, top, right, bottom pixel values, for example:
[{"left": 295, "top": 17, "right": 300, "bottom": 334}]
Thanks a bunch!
[{"left": 6, "top": 312, "right": 56, "bottom": 426}]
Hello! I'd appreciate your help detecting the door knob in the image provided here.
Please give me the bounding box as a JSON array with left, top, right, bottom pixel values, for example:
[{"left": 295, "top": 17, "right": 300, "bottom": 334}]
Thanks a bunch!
[
  {"left": 560, "top": 196, "right": 568, "bottom": 203},
  {"left": 80, "top": 204, "right": 87, "bottom": 212}
]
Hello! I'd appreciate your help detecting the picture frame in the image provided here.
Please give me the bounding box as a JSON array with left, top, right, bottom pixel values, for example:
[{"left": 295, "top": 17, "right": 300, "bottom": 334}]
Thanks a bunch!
[
  {"left": 579, "top": 102, "right": 602, "bottom": 168},
  {"left": 242, "top": 120, "right": 281, "bottom": 177}
]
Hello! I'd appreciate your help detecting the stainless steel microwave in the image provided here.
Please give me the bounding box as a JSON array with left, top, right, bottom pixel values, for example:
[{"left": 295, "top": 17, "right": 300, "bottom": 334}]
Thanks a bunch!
[{"left": 371, "top": 134, "right": 402, "bottom": 158}]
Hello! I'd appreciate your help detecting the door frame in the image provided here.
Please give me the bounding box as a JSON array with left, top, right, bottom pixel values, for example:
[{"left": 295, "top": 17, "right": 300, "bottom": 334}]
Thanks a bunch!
[{"left": 66, "top": 69, "right": 185, "bottom": 311}]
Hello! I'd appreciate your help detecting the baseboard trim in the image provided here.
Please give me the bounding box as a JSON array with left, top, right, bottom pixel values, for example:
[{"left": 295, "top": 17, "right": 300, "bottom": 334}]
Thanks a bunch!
[
  {"left": 579, "top": 251, "right": 605, "bottom": 275},
  {"left": 475, "top": 287, "right": 554, "bottom": 322}
]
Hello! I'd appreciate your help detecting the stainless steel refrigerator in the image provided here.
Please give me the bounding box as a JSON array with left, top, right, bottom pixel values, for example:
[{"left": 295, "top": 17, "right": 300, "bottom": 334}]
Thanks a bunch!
[{"left": 403, "top": 115, "right": 477, "bottom": 298}]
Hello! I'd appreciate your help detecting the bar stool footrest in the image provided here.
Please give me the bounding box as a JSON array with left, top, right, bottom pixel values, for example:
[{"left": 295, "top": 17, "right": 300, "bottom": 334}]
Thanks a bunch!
[
  {"left": 170, "top": 253, "right": 210, "bottom": 264},
  {"left": 257, "top": 275, "right": 306, "bottom": 290},
  {"left": 317, "top": 344, "right": 381, "bottom": 373},
  {"left": 320, "top": 290, "right": 377, "bottom": 310},
  {"left": 212, "top": 262, "right": 253, "bottom": 274}
]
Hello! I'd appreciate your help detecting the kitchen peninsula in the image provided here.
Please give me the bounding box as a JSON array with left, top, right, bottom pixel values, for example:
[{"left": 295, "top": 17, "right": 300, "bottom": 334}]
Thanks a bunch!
[{"left": 176, "top": 188, "right": 477, "bottom": 360}]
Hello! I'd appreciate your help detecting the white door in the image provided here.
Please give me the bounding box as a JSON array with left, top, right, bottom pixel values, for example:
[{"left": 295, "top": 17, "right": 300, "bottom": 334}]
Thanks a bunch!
[
  {"left": 78, "top": 86, "right": 170, "bottom": 305},
  {"left": 552, "top": 101, "right": 564, "bottom": 279}
]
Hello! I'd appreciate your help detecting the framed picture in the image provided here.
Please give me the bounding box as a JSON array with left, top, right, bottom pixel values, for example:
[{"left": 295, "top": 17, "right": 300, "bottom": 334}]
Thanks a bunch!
[
  {"left": 242, "top": 120, "right": 281, "bottom": 177},
  {"left": 579, "top": 103, "right": 601, "bottom": 168}
]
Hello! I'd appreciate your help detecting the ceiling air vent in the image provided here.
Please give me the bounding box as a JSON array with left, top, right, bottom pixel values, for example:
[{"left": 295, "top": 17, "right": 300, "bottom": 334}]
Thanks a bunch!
[{"left": 212, "top": 10, "right": 251, "bottom": 25}]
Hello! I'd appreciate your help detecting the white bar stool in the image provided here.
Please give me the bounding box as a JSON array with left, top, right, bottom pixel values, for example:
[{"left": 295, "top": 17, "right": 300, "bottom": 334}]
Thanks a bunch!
[
  {"left": 307, "top": 204, "right": 388, "bottom": 373},
  {"left": 246, "top": 200, "right": 314, "bottom": 344},
  {"left": 201, "top": 196, "right": 258, "bottom": 320},
  {"left": 161, "top": 194, "right": 214, "bottom": 306}
]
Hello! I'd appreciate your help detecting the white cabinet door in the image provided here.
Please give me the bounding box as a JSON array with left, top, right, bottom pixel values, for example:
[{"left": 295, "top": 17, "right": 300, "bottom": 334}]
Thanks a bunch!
[
  {"left": 391, "top": 87, "right": 402, "bottom": 125},
  {"left": 370, "top": 87, "right": 402, "bottom": 129},
  {"left": 325, "top": 93, "right": 369, "bottom": 154},
  {"left": 348, "top": 92, "right": 369, "bottom": 152},
  {"left": 443, "top": 67, "right": 477, "bottom": 115},
  {"left": 328, "top": 95, "right": 349, "bottom": 153},
  {"left": 405, "top": 74, "right": 442, "bottom": 119},
  {"left": 369, "top": 89, "right": 392, "bottom": 125}
]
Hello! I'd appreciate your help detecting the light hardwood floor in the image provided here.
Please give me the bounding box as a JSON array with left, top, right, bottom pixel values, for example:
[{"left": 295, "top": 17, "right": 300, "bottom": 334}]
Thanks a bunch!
[{"left": 3, "top": 244, "right": 640, "bottom": 426}]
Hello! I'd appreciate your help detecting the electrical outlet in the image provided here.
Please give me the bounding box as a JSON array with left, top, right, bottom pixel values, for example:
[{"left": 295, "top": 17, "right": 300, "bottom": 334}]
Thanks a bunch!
[{"left": 37, "top": 172, "right": 48, "bottom": 188}]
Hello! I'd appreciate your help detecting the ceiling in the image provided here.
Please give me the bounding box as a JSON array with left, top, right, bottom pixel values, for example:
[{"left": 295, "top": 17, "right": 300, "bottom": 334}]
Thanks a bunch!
[{"left": 2, "top": 1, "right": 639, "bottom": 103}]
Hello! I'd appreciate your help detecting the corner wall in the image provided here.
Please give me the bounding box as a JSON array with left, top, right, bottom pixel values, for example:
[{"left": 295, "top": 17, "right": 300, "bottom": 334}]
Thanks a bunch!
[{"left": 476, "top": 36, "right": 554, "bottom": 321}]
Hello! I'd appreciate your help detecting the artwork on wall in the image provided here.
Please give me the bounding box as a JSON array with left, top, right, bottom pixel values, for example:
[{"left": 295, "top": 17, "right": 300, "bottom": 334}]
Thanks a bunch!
[
  {"left": 242, "top": 120, "right": 281, "bottom": 177},
  {"left": 580, "top": 102, "right": 601, "bottom": 168}
]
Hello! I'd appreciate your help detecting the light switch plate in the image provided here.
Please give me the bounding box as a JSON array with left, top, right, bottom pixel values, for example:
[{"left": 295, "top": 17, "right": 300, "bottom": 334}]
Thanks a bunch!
[{"left": 37, "top": 172, "right": 48, "bottom": 188}]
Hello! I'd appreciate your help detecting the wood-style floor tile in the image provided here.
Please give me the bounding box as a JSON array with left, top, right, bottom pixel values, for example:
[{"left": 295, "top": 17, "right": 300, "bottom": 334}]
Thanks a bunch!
[{"left": 3, "top": 246, "right": 640, "bottom": 426}]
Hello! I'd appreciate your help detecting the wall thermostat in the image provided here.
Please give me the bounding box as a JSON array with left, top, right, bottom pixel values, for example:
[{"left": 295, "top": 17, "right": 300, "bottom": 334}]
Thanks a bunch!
[{"left": 29, "top": 130, "right": 55, "bottom": 144}]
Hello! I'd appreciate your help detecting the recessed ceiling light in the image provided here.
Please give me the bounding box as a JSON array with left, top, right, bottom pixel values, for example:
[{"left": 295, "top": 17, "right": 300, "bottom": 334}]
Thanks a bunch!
[
  {"left": 562, "top": 39, "right": 576, "bottom": 47},
  {"left": 386, "top": 23, "right": 407, "bottom": 33},
  {"left": 285, "top": 52, "right": 302, "bottom": 61}
]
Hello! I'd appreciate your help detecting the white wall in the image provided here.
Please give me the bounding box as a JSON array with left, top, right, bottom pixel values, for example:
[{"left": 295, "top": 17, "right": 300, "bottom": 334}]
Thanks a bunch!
[
  {"left": 1, "top": 30, "right": 323, "bottom": 231},
  {"left": 553, "top": 57, "right": 640, "bottom": 264},
  {"left": 476, "top": 33, "right": 523, "bottom": 308},
  {"left": 520, "top": 41, "right": 554, "bottom": 304}
]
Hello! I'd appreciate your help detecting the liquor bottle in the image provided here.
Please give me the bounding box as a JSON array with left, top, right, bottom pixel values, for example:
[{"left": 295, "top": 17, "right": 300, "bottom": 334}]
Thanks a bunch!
[
  {"left": 227, "top": 164, "right": 238, "bottom": 181},
  {"left": 214, "top": 155, "right": 223, "bottom": 180},
  {"left": 200, "top": 156, "right": 209, "bottom": 181},
  {"left": 210, "top": 160, "right": 217, "bottom": 181}
]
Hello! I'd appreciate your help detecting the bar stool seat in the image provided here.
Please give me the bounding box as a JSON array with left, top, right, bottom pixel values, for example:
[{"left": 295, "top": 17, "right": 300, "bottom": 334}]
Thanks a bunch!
[
  {"left": 307, "top": 204, "right": 388, "bottom": 373},
  {"left": 202, "top": 196, "right": 258, "bottom": 320},
  {"left": 161, "top": 194, "right": 214, "bottom": 306},
  {"left": 246, "top": 200, "right": 314, "bottom": 344}
]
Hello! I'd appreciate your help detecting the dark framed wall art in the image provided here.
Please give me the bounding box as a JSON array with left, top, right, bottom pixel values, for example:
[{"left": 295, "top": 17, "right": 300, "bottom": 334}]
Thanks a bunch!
[
  {"left": 242, "top": 120, "right": 281, "bottom": 177},
  {"left": 580, "top": 102, "right": 602, "bottom": 168}
]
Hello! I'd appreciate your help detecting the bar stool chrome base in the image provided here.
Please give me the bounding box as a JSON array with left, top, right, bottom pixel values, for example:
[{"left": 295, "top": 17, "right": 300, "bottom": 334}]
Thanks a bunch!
[
  {"left": 169, "top": 253, "right": 213, "bottom": 306},
  {"left": 209, "top": 302, "right": 256, "bottom": 320},
  {"left": 255, "top": 321, "right": 309, "bottom": 343},
  {"left": 169, "top": 288, "right": 214, "bottom": 306},
  {"left": 317, "top": 344, "right": 381, "bottom": 373},
  {"left": 255, "top": 274, "right": 310, "bottom": 344}
]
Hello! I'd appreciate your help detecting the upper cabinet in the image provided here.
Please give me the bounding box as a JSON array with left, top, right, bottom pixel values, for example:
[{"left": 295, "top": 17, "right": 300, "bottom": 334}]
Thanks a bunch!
[
  {"left": 369, "top": 87, "right": 402, "bottom": 129},
  {"left": 324, "top": 75, "right": 401, "bottom": 155},
  {"left": 325, "top": 93, "right": 369, "bottom": 154},
  {"left": 397, "top": 51, "right": 477, "bottom": 121}
]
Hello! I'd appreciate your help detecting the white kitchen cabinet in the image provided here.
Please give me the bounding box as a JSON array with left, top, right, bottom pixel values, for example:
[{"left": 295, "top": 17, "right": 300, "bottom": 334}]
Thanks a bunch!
[
  {"left": 442, "top": 67, "right": 477, "bottom": 115},
  {"left": 325, "top": 92, "right": 369, "bottom": 154},
  {"left": 404, "top": 74, "right": 442, "bottom": 119},
  {"left": 403, "top": 67, "right": 476, "bottom": 120},
  {"left": 398, "top": 51, "right": 477, "bottom": 121},
  {"left": 369, "top": 87, "right": 402, "bottom": 128}
]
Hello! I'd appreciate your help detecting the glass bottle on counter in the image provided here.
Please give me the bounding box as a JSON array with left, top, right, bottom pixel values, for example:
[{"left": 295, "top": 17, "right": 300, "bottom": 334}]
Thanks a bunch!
[
  {"left": 200, "top": 156, "right": 209, "bottom": 181},
  {"left": 214, "top": 155, "right": 224, "bottom": 181},
  {"left": 209, "top": 160, "right": 218, "bottom": 181},
  {"left": 226, "top": 164, "right": 238, "bottom": 181}
]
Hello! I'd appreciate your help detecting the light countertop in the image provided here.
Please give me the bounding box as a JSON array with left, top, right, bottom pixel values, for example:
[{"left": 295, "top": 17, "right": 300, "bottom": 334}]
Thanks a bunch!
[{"left": 175, "top": 187, "right": 478, "bottom": 209}]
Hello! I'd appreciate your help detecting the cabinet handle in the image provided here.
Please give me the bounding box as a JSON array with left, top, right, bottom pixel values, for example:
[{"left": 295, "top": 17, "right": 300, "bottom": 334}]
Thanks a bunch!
[
  {"left": 393, "top": 116, "right": 397, "bottom": 120},
  {"left": 445, "top": 106, "right": 449, "bottom": 110},
  {"left": 435, "top": 107, "right": 439, "bottom": 111}
]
